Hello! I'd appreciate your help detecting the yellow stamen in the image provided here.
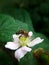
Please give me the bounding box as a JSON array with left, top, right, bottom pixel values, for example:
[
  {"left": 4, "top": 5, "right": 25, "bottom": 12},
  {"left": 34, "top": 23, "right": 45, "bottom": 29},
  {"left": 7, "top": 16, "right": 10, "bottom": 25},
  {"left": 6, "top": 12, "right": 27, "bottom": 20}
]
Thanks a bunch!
[{"left": 19, "top": 36, "right": 28, "bottom": 46}]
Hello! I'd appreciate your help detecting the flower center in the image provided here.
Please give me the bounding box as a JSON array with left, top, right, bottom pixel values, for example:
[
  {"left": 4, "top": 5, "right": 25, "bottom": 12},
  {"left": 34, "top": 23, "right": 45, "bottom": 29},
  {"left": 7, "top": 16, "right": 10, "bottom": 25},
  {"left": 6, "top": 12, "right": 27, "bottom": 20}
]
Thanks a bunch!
[{"left": 19, "top": 36, "right": 28, "bottom": 46}]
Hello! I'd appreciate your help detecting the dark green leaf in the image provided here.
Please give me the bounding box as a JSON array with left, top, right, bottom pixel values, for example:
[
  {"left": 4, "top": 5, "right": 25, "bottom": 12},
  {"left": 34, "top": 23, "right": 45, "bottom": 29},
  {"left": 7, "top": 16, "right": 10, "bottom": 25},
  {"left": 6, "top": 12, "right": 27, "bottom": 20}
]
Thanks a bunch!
[
  {"left": 0, "top": 14, "right": 29, "bottom": 42},
  {"left": 0, "top": 49, "right": 13, "bottom": 65},
  {"left": 1, "top": 8, "right": 34, "bottom": 31}
]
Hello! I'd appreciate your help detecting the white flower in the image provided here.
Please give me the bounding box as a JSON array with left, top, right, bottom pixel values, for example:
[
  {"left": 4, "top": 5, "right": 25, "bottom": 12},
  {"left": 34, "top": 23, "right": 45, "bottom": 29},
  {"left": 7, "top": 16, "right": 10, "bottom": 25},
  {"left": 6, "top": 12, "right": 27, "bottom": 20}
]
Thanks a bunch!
[{"left": 5, "top": 31, "right": 44, "bottom": 61}]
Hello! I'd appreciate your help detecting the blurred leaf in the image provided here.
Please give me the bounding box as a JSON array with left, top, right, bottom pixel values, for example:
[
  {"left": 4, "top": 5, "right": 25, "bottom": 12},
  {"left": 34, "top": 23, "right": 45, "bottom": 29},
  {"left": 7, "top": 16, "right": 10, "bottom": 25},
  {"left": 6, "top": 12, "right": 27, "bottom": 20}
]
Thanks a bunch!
[
  {"left": 30, "top": 3, "right": 49, "bottom": 38},
  {"left": 0, "top": 49, "right": 13, "bottom": 65},
  {"left": 1, "top": 8, "right": 34, "bottom": 31},
  {"left": 0, "top": 14, "right": 29, "bottom": 42}
]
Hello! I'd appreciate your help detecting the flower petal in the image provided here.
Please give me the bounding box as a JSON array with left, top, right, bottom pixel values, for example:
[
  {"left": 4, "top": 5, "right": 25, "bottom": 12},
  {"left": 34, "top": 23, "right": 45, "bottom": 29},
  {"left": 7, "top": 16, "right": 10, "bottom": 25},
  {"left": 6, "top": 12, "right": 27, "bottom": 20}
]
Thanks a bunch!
[
  {"left": 28, "top": 37, "right": 44, "bottom": 47},
  {"left": 14, "top": 46, "right": 32, "bottom": 61},
  {"left": 5, "top": 42, "right": 20, "bottom": 50},
  {"left": 28, "top": 31, "right": 33, "bottom": 37},
  {"left": 12, "top": 34, "right": 19, "bottom": 43},
  {"left": 13, "top": 34, "right": 21, "bottom": 38},
  {"left": 22, "top": 46, "right": 32, "bottom": 52}
]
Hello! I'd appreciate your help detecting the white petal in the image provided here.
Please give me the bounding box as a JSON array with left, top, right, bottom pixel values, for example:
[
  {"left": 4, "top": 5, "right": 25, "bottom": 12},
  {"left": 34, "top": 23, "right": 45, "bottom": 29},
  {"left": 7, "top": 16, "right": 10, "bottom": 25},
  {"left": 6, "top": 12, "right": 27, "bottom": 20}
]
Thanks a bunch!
[
  {"left": 5, "top": 42, "right": 20, "bottom": 50},
  {"left": 12, "top": 34, "right": 19, "bottom": 43},
  {"left": 13, "top": 34, "right": 17, "bottom": 38},
  {"left": 28, "top": 31, "right": 33, "bottom": 37},
  {"left": 13, "top": 34, "right": 21, "bottom": 38},
  {"left": 28, "top": 37, "right": 44, "bottom": 47},
  {"left": 14, "top": 46, "right": 32, "bottom": 61},
  {"left": 22, "top": 46, "right": 32, "bottom": 52}
]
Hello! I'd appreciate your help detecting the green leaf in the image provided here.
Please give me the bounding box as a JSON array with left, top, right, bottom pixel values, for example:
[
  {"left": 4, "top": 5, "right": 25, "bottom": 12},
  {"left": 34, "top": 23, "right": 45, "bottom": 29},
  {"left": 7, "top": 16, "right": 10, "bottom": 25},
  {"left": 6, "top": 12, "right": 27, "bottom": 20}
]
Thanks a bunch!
[
  {"left": 19, "top": 33, "right": 49, "bottom": 65},
  {"left": 0, "top": 14, "right": 29, "bottom": 42},
  {"left": 1, "top": 8, "right": 34, "bottom": 31}
]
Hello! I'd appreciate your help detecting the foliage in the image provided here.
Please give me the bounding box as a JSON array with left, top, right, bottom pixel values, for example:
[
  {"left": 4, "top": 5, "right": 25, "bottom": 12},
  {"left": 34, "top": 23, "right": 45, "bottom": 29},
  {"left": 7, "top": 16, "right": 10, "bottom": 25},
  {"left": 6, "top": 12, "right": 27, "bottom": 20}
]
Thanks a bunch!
[
  {"left": 0, "top": 14, "right": 29, "bottom": 42},
  {"left": 0, "top": 49, "right": 14, "bottom": 65},
  {"left": 1, "top": 7, "right": 34, "bottom": 31}
]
